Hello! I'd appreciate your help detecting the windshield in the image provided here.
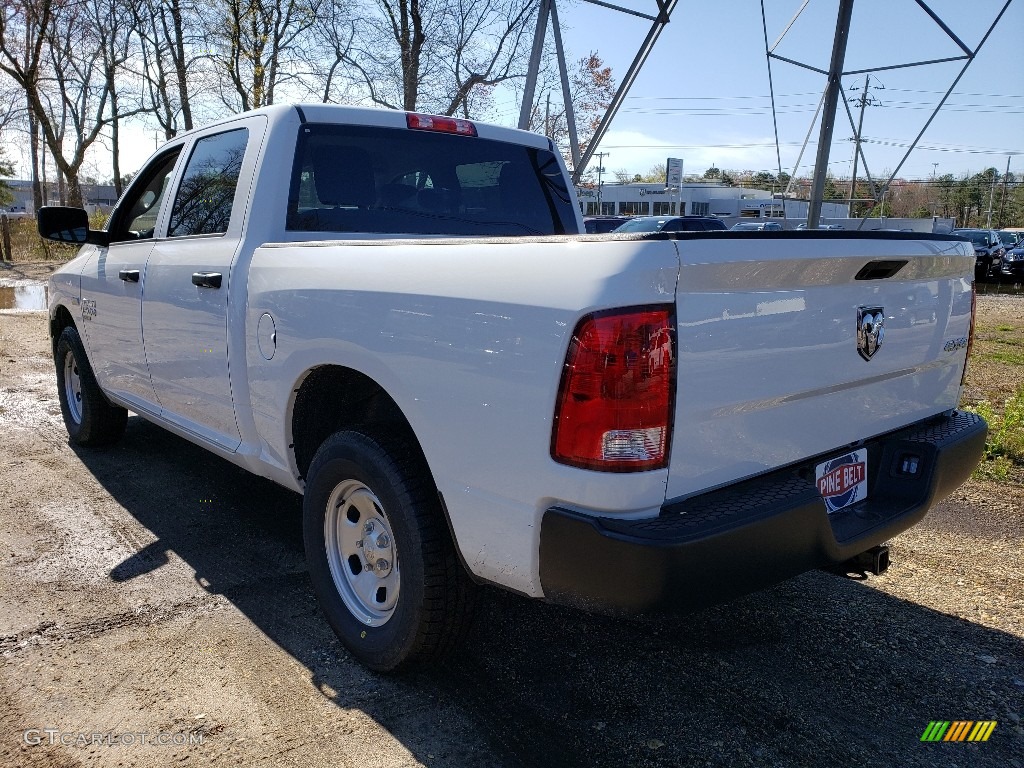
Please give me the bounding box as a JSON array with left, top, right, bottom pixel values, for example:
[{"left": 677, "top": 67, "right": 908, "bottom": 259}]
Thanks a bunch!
[
  {"left": 614, "top": 217, "right": 669, "bottom": 233},
  {"left": 958, "top": 231, "right": 989, "bottom": 247},
  {"left": 287, "top": 123, "right": 578, "bottom": 236},
  {"left": 997, "top": 231, "right": 1018, "bottom": 247}
]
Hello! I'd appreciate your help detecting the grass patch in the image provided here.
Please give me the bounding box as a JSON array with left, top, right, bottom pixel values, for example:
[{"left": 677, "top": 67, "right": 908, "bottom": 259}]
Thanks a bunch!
[
  {"left": 963, "top": 385, "right": 1024, "bottom": 480},
  {"left": 4, "top": 213, "right": 108, "bottom": 262},
  {"left": 979, "top": 348, "right": 1024, "bottom": 367}
]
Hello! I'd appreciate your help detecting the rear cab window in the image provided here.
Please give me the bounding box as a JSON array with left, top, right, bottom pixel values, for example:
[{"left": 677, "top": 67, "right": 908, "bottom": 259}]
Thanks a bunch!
[{"left": 286, "top": 124, "right": 577, "bottom": 237}]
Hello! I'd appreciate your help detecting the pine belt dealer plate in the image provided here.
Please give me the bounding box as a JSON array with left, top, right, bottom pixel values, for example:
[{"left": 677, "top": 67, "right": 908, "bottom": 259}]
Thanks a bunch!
[{"left": 815, "top": 448, "right": 868, "bottom": 514}]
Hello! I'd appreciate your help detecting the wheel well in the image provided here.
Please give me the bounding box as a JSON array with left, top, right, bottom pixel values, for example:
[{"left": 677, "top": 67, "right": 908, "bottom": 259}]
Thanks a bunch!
[
  {"left": 291, "top": 365, "right": 421, "bottom": 481},
  {"left": 50, "top": 305, "right": 76, "bottom": 354}
]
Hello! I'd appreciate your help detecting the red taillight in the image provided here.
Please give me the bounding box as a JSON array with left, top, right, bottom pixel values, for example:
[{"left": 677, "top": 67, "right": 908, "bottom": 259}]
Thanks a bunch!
[
  {"left": 962, "top": 281, "right": 977, "bottom": 386},
  {"left": 405, "top": 112, "right": 477, "bottom": 137},
  {"left": 552, "top": 306, "right": 676, "bottom": 472}
]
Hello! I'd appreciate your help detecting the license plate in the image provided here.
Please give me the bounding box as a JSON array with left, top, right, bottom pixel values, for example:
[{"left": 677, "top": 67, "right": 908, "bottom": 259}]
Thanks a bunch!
[{"left": 815, "top": 448, "right": 868, "bottom": 514}]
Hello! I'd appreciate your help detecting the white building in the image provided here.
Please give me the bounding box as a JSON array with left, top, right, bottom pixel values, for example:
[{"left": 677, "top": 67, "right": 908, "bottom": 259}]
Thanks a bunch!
[{"left": 575, "top": 182, "right": 850, "bottom": 221}]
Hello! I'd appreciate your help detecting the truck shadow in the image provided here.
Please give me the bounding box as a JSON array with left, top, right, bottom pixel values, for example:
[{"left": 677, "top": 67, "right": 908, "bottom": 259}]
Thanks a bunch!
[{"left": 74, "top": 416, "right": 1023, "bottom": 768}]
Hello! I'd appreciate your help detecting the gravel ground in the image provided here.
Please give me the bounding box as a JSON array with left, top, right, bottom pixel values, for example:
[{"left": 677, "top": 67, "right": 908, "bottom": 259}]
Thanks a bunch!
[{"left": 1, "top": 263, "right": 1022, "bottom": 768}]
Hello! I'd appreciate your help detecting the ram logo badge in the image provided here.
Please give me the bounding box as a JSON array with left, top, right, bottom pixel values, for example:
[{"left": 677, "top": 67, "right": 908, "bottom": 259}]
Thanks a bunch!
[{"left": 857, "top": 306, "right": 884, "bottom": 361}]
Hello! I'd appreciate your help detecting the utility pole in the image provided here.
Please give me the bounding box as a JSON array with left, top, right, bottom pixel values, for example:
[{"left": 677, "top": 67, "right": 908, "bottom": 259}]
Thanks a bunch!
[
  {"left": 997, "top": 156, "right": 1011, "bottom": 228},
  {"left": 986, "top": 168, "right": 997, "bottom": 228},
  {"left": 808, "top": 0, "right": 855, "bottom": 229},
  {"left": 595, "top": 152, "right": 609, "bottom": 214},
  {"left": 545, "top": 92, "right": 551, "bottom": 139},
  {"left": 848, "top": 74, "right": 879, "bottom": 217}
]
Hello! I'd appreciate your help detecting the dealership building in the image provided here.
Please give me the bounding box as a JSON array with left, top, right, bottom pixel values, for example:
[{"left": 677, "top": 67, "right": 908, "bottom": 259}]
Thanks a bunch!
[{"left": 575, "top": 182, "right": 850, "bottom": 222}]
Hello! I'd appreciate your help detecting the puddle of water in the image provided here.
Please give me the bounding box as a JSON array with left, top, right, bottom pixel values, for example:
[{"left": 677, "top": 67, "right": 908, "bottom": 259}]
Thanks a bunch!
[{"left": 0, "top": 284, "right": 48, "bottom": 311}]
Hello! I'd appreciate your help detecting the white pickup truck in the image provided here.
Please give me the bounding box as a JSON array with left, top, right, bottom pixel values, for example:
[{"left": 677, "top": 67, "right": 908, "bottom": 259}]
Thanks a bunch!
[{"left": 39, "top": 104, "right": 986, "bottom": 672}]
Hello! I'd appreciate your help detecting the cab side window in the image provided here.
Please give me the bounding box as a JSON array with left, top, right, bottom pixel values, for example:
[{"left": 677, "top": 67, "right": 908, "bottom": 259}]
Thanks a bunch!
[
  {"left": 107, "top": 150, "right": 181, "bottom": 243},
  {"left": 168, "top": 128, "right": 249, "bottom": 237}
]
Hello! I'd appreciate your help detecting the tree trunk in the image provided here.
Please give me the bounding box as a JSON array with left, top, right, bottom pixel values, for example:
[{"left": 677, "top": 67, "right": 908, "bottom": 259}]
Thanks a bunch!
[
  {"left": 110, "top": 84, "right": 122, "bottom": 198},
  {"left": 168, "top": 0, "right": 193, "bottom": 130},
  {"left": 27, "top": 105, "right": 42, "bottom": 213}
]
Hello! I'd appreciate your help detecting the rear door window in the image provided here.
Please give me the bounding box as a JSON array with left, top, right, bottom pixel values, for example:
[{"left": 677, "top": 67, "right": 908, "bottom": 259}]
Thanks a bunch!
[{"left": 287, "top": 124, "right": 577, "bottom": 236}]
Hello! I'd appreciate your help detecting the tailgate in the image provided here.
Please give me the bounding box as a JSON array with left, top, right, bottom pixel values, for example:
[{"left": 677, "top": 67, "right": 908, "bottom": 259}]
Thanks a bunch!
[{"left": 666, "top": 233, "right": 974, "bottom": 500}]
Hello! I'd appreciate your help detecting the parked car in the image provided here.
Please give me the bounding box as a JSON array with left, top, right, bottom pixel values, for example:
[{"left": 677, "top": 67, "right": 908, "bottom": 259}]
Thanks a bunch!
[
  {"left": 952, "top": 228, "right": 1005, "bottom": 281},
  {"left": 996, "top": 230, "right": 1021, "bottom": 250},
  {"left": 583, "top": 215, "right": 629, "bottom": 234},
  {"left": 613, "top": 215, "right": 727, "bottom": 233},
  {"left": 731, "top": 221, "right": 783, "bottom": 231},
  {"left": 1001, "top": 239, "right": 1024, "bottom": 279},
  {"left": 796, "top": 223, "right": 845, "bottom": 230}
]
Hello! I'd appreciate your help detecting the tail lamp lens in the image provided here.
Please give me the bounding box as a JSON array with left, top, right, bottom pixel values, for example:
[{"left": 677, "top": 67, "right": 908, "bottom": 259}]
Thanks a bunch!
[
  {"left": 551, "top": 306, "right": 676, "bottom": 472},
  {"left": 406, "top": 113, "right": 478, "bottom": 136}
]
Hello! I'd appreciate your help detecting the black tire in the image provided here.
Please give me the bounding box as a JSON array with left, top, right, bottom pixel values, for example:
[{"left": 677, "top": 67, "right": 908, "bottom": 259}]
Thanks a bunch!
[
  {"left": 303, "top": 430, "right": 476, "bottom": 672},
  {"left": 54, "top": 325, "right": 128, "bottom": 446}
]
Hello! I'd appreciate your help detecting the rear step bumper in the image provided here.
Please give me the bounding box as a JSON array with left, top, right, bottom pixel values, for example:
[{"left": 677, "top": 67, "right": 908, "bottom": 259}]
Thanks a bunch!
[{"left": 539, "top": 410, "right": 986, "bottom": 615}]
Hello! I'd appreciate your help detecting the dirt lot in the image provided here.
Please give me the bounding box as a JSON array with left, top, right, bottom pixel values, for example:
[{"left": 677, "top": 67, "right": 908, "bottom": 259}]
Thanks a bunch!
[{"left": 1, "top": 263, "right": 1022, "bottom": 768}]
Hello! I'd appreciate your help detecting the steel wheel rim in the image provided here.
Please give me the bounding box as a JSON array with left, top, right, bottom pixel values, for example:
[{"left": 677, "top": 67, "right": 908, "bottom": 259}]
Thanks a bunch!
[
  {"left": 324, "top": 479, "right": 400, "bottom": 627},
  {"left": 63, "top": 350, "right": 83, "bottom": 425}
]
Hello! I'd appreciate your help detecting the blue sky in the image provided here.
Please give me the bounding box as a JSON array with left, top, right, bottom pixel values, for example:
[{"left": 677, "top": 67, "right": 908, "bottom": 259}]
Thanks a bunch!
[
  {"left": 3, "top": 0, "right": 1018, "bottom": 185},
  {"left": 541, "top": 0, "right": 1022, "bottom": 180}
]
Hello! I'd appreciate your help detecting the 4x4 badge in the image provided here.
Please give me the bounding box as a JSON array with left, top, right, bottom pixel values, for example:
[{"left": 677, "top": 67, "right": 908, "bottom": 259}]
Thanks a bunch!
[{"left": 857, "top": 307, "right": 884, "bottom": 360}]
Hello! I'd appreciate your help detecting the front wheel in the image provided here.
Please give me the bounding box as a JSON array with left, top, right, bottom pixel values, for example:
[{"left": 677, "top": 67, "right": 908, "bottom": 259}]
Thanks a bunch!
[
  {"left": 54, "top": 326, "right": 127, "bottom": 446},
  {"left": 303, "top": 431, "right": 476, "bottom": 672}
]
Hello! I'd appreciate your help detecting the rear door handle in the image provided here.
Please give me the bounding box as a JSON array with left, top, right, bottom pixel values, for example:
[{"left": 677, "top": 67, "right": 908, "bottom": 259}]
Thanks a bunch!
[
  {"left": 118, "top": 269, "right": 140, "bottom": 283},
  {"left": 191, "top": 272, "right": 222, "bottom": 289}
]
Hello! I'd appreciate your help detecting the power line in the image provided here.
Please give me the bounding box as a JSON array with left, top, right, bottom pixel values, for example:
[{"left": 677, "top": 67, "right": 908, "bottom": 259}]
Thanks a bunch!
[{"left": 622, "top": 90, "right": 1024, "bottom": 102}]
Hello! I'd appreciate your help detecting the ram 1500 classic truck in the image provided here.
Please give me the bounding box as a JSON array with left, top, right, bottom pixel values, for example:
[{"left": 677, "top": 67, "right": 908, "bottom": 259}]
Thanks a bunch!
[{"left": 38, "top": 104, "right": 986, "bottom": 672}]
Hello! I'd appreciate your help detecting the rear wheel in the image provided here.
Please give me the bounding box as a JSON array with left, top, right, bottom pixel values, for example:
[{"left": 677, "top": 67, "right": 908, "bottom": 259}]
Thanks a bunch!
[
  {"left": 303, "top": 430, "right": 475, "bottom": 672},
  {"left": 54, "top": 326, "right": 127, "bottom": 446}
]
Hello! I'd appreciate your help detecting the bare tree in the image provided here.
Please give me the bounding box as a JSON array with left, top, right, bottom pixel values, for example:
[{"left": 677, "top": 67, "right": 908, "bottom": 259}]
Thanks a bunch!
[
  {"left": 1, "top": 0, "right": 47, "bottom": 209},
  {"left": 438, "top": 0, "right": 538, "bottom": 117},
  {"left": 0, "top": 146, "right": 15, "bottom": 207},
  {"left": 347, "top": 0, "right": 538, "bottom": 116},
  {"left": 41, "top": 0, "right": 110, "bottom": 205},
  {"left": 307, "top": 0, "right": 356, "bottom": 103},
  {"left": 214, "top": 0, "right": 322, "bottom": 111},
  {"left": 0, "top": 72, "right": 20, "bottom": 133},
  {"left": 135, "top": 0, "right": 204, "bottom": 138},
  {"left": 523, "top": 51, "right": 615, "bottom": 169},
  {"left": 1, "top": 0, "right": 148, "bottom": 207},
  {"left": 87, "top": 0, "right": 147, "bottom": 198}
]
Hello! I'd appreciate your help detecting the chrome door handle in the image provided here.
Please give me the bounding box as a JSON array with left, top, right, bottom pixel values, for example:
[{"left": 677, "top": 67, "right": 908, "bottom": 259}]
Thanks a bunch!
[{"left": 191, "top": 272, "right": 222, "bottom": 289}]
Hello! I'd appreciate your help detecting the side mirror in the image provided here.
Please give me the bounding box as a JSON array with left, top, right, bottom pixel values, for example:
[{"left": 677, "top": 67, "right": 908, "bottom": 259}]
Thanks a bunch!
[{"left": 37, "top": 206, "right": 110, "bottom": 247}]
